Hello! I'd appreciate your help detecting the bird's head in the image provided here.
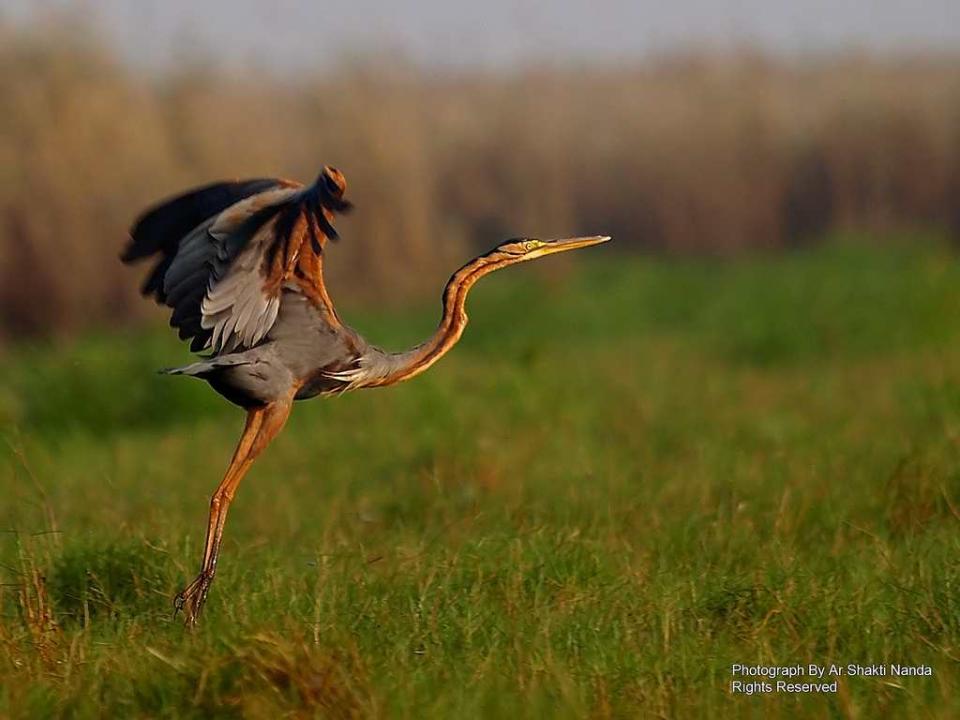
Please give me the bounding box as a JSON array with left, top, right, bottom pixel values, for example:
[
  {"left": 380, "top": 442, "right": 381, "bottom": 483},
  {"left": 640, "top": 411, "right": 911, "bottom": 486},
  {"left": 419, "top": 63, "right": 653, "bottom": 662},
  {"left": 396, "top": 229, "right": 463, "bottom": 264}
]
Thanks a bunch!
[{"left": 490, "top": 235, "right": 611, "bottom": 264}]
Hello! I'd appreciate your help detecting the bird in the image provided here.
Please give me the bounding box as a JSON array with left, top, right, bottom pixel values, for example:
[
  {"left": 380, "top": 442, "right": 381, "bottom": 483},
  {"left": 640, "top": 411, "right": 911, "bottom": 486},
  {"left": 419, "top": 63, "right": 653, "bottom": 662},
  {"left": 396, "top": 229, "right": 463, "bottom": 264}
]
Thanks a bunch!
[{"left": 122, "top": 166, "right": 610, "bottom": 625}]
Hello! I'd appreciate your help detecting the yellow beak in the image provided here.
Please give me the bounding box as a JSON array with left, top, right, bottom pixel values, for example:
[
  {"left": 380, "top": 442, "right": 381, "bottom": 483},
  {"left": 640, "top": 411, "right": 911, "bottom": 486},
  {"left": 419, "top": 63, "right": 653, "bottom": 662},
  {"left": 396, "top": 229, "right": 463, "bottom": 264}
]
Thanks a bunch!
[{"left": 541, "top": 235, "right": 612, "bottom": 254}]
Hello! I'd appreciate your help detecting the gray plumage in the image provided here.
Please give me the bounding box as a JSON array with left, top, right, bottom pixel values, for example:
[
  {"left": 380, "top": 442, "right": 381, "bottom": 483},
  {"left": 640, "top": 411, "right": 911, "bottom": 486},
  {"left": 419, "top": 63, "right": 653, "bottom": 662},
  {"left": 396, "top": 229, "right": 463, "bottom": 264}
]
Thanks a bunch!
[{"left": 169, "top": 285, "right": 372, "bottom": 406}]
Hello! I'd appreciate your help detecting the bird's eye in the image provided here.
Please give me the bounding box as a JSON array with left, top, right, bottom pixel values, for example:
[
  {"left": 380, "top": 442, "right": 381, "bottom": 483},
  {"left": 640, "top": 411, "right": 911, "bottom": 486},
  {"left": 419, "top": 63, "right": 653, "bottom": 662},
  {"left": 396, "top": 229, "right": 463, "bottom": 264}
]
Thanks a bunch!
[{"left": 501, "top": 239, "right": 538, "bottom": 255}]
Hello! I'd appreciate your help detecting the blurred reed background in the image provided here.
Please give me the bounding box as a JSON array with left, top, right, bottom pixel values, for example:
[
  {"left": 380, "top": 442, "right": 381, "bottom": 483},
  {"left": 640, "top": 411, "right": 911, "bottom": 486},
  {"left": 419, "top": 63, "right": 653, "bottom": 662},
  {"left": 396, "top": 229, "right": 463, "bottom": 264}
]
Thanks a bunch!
[{"left": 2, "top": 17, "right": 959, "bottom": 343}]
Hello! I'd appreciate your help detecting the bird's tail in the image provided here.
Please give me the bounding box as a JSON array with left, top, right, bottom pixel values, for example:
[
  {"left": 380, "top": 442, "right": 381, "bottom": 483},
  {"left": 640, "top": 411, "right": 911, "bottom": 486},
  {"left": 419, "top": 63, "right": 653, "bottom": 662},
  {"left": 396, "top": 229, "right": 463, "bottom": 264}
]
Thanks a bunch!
[
  {"left": 160, "top": 355, "right": 251, "bottom": 377},
  {"left": 160, "top": 362, "right": 211, "bottom": 377}
]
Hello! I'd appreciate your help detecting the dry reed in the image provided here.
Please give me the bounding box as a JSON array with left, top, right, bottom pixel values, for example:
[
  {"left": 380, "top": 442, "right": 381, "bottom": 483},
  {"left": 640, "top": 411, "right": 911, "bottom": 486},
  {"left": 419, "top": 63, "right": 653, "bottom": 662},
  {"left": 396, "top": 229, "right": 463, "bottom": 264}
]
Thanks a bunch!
[{"left": 2, "top": 20, "right": 959, "bottom": 339}]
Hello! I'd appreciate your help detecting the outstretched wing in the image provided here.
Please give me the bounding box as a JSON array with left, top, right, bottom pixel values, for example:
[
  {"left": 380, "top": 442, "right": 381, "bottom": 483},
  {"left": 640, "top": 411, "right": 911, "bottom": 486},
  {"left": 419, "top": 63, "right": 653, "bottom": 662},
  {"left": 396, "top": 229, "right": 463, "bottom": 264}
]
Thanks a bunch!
[{"left": 122, "top": 167, "right": 352, "bottom": 354}]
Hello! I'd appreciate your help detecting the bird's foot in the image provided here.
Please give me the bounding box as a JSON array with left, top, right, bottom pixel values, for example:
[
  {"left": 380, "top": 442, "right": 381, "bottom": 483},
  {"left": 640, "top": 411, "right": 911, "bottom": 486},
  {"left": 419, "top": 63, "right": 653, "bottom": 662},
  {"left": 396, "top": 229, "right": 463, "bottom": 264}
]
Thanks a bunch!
[{"left": 174, "top": 570, "right": 214, "bottom": 627}]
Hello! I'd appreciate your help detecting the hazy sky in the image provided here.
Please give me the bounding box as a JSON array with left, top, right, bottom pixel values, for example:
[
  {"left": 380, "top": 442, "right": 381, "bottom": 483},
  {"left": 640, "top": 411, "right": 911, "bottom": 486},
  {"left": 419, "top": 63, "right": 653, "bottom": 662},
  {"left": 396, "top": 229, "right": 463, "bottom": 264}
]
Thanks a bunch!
[{"left": 5, "top": 0, "right": 959, "bottom": 71}]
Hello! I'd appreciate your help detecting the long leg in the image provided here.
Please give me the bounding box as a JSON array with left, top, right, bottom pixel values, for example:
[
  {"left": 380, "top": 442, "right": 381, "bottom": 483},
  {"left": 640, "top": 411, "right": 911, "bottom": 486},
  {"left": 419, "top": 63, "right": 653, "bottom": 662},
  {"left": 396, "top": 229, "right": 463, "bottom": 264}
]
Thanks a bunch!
[{"left": 175, "top": 397, "right": 293, "bottom": 625}]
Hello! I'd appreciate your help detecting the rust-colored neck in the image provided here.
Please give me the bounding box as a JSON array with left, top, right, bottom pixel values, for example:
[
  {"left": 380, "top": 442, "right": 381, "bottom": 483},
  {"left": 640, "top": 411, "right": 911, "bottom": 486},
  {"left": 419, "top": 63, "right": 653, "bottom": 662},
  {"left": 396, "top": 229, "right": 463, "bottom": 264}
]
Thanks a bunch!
[{"left": 374, "top": 254, "right": 512, "bottom": 387}]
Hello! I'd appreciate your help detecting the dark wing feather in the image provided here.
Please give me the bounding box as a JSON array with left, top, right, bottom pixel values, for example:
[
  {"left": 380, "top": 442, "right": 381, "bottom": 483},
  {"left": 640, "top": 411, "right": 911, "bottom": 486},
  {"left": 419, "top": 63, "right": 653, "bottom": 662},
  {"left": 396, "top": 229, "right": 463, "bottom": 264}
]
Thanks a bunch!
[
  {"left": 123, "top": 178, "right": 299, "bottom": 352},
  {"left": 123, "top": 178, "right": 282, "bottom": 306},
  {"left": 122, "top": 179, "right": 281, "bottom": 269},
  {"left": 123, "top": 171, "right": 351, "bottom": 356}
]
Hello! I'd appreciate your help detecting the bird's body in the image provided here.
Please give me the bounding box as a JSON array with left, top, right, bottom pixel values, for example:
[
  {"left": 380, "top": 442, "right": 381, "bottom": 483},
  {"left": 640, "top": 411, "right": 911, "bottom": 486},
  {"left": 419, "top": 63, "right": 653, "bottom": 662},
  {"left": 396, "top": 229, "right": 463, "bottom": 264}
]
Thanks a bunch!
[
  {"left": 168, "top": 272, "right": 371, "bottom": 407},
  {"left": 123, "top": 166, "right": 608, "bottom": 624}
]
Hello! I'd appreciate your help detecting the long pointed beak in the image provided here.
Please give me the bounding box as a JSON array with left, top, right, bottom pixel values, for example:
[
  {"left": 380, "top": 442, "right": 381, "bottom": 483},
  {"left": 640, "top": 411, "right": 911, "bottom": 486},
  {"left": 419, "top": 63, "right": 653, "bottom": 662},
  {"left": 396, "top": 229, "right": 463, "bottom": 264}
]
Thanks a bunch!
[{"left": 542, "top": 235, "right": 612, "bottom": 253}]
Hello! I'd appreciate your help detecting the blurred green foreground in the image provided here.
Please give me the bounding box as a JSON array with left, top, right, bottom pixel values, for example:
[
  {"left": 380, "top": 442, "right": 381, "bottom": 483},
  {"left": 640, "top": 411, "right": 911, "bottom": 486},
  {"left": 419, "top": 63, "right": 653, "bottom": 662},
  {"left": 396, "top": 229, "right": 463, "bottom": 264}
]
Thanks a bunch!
[{"left": 1, "top": 235, "right": 958, "bottom": 718}]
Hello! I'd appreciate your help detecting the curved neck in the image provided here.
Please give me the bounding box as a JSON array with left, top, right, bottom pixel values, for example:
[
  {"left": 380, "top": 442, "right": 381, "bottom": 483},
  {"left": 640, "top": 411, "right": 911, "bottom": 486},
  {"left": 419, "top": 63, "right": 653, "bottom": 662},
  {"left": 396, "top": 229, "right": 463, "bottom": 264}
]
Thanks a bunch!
[{"left": 374, "top": 254, "right": 513, "bottom": 386}]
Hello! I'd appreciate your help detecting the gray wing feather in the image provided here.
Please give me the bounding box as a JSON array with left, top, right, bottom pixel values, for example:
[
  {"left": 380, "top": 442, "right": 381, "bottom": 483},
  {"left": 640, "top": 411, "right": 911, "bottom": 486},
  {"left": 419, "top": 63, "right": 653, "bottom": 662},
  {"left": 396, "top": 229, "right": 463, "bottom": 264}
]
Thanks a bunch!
[
  {"left": 122, "top": 178, "right": 303, "bottom": 353},
  {"left": 162, "top": 222, "right": 216, "bottom": 298},
  {"left": 199, "top": 217, "right": 284, "bottom": 354}
]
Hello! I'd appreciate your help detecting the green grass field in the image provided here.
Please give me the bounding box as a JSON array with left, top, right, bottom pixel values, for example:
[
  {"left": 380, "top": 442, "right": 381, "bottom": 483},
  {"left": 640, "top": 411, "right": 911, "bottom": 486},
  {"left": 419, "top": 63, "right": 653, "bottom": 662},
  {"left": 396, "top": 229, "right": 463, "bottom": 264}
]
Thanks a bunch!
[{"left": 2, "top": 235, "right": 959, "bottom": 718}]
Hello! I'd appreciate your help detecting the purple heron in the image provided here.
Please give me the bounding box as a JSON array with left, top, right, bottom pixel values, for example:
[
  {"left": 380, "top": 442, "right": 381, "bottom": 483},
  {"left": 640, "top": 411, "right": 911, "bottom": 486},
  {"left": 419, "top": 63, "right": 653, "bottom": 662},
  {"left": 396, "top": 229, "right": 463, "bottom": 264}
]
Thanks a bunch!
[{"left": 122, "top": 166, "right": 609, "bottom": 625}]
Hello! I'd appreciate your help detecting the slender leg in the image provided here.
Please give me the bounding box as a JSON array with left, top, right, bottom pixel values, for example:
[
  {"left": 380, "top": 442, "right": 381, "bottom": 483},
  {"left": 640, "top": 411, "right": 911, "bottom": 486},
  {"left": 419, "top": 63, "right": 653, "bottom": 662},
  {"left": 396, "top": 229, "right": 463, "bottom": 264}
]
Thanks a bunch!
[{"left": 174, "top": 397, "right": 293, "bottom": 626}]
